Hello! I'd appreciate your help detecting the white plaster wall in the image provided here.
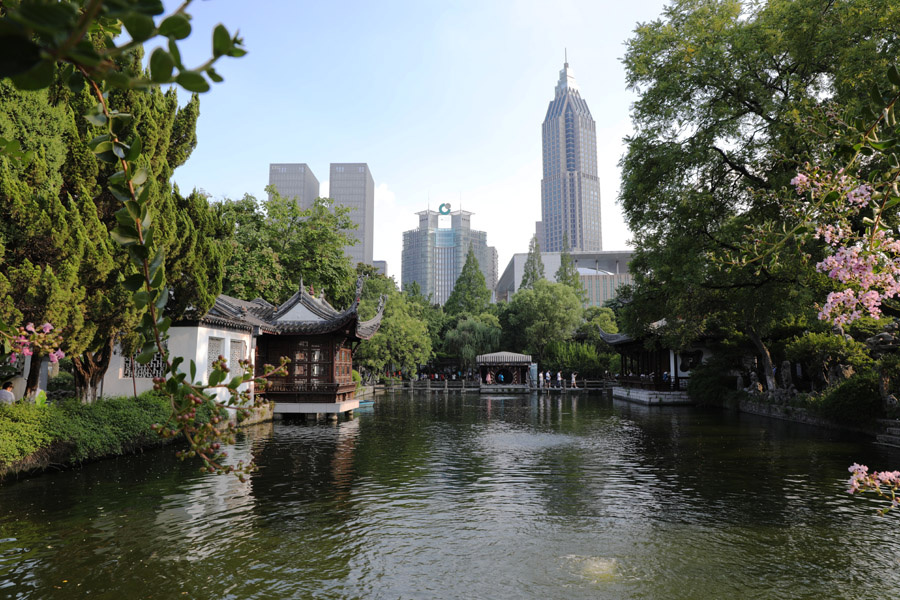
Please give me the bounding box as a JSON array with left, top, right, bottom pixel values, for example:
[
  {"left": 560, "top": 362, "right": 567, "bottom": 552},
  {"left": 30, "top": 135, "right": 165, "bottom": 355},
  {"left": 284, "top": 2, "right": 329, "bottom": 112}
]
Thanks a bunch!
[
  {"left": 100, "top": 324, "right": 252, "bottom": 410},
  {"left": 193, "top": 325, "right": 253, "bottom": 405},
  {"left": 675, "top": 345, "right": 712, "bottom": 378},
  {"left": 101, "top": 327, "right": 200, "bottom": 398}
]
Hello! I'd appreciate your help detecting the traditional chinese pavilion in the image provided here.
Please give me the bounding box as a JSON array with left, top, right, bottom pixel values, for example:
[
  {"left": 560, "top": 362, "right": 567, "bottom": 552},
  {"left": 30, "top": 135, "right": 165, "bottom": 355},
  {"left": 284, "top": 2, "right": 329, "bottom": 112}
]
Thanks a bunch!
[
  {"left": 476, "top": 351, "right": 534, "bottom": 393},
  {"left": 203, "top": 278, "right": 385, "bottom": 417}
]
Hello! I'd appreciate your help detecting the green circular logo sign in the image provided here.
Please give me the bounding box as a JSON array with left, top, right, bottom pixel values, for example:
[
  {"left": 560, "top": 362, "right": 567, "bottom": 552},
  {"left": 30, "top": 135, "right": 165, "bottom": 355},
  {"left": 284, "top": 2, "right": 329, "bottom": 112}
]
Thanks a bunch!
[{"left": 438, "top": 203, "right": 451, "bottom": 215}]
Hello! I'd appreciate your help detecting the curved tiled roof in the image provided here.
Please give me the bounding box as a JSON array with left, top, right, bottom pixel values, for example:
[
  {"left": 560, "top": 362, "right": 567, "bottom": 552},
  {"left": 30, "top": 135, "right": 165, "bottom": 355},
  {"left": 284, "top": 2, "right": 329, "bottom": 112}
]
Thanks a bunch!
[
  {"left": 201, "top": 277, "right": 384, "bottom": 340},
  {"left": 476, "top": 351, "right": 533, "bottom": 365},
  {"left": 597, "top": 328, "right": 633, "bottom": 346}
]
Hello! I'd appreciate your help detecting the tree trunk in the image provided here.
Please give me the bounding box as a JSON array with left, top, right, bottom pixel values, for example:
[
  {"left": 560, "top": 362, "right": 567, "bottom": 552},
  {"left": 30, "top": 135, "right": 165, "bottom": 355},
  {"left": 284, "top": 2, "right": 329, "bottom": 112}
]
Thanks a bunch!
[
  {"left": 747, "top": 328, "right": 777, "bottom": 391},
  {"left": 24, "top": 354, "right": 42, "bottom": 398},
  {"left": 72, "top": 337, "right": 115, "bottom": 403}
]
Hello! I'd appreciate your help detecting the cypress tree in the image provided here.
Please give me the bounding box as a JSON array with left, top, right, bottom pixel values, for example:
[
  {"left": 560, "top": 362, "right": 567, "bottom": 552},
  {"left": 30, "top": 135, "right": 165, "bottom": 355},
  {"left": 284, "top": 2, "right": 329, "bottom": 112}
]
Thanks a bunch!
[
  {"left": 555, "top": 233, "right": 586, "bottom": 304},
  {"left": 0, "top": 52, "right": 229, "bottom": 400},
  {"left": 444, "top": 246, "right": 491, "bottom": 316},
  {"left": 520, "top": 235, "right": 545, "bottom": 290}
]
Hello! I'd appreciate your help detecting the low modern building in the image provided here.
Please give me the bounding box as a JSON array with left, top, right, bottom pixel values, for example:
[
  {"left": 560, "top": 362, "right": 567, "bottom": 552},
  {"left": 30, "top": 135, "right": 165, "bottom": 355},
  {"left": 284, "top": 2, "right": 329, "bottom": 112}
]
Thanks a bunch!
[
  {"left": 495, "top": 250, "right": 633, "bottom": 306},
  {"left": 372, "top": 260, "right": 388, "bottom": 276},
  {"left": 402, "top": 207, "right": 498, "bottom": 305}
]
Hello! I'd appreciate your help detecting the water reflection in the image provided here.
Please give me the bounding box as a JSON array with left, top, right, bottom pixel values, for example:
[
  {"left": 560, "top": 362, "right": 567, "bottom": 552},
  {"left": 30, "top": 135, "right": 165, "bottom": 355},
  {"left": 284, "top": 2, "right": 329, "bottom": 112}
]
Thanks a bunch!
[{"left": 1, "top": 392, "right": 900, "bottom": 599}]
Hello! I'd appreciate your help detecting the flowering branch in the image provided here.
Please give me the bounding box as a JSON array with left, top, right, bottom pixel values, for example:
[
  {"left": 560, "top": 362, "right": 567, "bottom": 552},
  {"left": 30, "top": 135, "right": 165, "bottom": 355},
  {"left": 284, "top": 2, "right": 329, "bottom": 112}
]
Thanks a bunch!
[
  {"left": 848, "top": 463, "right": 900, "bottom": 516},
  {"left": 0, "top": 322, "right": 65, "bottom": 367}
]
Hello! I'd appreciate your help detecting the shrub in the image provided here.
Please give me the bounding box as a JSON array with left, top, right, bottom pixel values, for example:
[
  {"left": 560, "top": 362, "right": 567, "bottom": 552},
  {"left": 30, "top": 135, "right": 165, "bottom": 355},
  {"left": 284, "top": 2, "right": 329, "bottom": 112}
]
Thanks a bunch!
[
  {"left": 0, "top": 403, "right": 59, "bottom": 466},
  {"left": 47, "top": 370, "right": 75, "bottom": 392},
  {"left": 813, "top": 371, "right": 882, "bottom": 425},
  {"left": 0, "top": 392, "right": 172, "bottom": 469},
  {"left": 785, "top": 331, "right": 873, "bottom": 389},
  {"left": 686, "top": 360, "right": 738, "bottom": 406}
]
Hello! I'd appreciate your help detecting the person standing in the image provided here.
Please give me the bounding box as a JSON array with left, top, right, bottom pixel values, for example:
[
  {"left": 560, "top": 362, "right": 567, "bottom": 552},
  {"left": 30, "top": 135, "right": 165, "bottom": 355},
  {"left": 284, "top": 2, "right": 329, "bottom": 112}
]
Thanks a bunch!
[
  {"left": 538, "top": 371, "right": 543, "bottom": 389},
  {"left": 556, "top": 371, "right": 562, "bottom": 388},
  {"left": 571, "top": 372, "right": 577, "bottom": 389},
  {"left": 545, "top": 371, "right": 551, "bottom": 389},
  {"left": 0, "top": 381, "right": 15, "bottom": 404}
]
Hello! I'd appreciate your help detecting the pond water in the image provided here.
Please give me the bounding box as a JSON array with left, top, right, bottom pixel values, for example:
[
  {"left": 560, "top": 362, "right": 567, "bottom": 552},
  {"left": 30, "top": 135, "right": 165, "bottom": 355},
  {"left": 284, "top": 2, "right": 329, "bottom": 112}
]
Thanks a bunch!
[{"left": 2, "top": 392, "right": 900, "bottom": 599}]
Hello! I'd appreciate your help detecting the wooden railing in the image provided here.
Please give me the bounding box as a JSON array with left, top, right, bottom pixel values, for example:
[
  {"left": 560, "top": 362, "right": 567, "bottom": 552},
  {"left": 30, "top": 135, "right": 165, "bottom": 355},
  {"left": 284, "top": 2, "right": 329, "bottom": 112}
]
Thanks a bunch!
[
  {"left": 373, "top": 379, "right": 617, "bottom": 392},
  {"left": 264, "top": 381, "right": 353, "bottom": 393}
]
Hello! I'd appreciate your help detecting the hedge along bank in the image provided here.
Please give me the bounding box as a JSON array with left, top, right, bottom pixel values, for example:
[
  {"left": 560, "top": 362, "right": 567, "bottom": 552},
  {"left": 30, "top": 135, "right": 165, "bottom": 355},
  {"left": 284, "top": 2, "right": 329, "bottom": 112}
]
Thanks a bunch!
[{"left": 0, "top": 392, "right": 240, "bottom": 481}]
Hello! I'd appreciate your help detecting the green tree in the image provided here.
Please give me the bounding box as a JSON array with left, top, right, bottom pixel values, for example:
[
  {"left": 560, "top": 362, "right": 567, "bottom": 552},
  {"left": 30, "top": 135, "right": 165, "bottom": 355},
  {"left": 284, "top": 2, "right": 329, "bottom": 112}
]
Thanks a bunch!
[
  {"left": 285, "top": 196, "right": 357, "bottom": 307},
  {"left": 520, "top": 235, "right": 545, "bottom": 290},
  {"left": 216, "top": 194, "right": 293, "bottom": 304},
  {"left": 354, "top": 293, "right": 432, "bottom": 378},
  {"left": 403, "top": 281, "right": 444, "bottom": 352},
  {"left": 358, "top": 268, "right": 397, "bottom": 320},
  {"left": 577, "top": 306, "right": 619, "bottom": 349},
  {"left": 554, "top": 233, "right": 585, "bottom": 303},
  {"left": 618, "top": 0, "right": 900, "bottom": 390},
  {"left": 444, "top": 313, "right": 501, "bottom": 371},
  {"left": 0, "top": 80, "right": 107, "bottom": 396},
  {"left": 218, "top": 188, "right": 358, "bottom": 307},
  {"left": 503, "top": 279, "right": 582, "bottom": 362},
  {"left": 444, "top": 246, "right": 490, "bottom": 317},
  {"left": 785, "top": 332, "right": 873, "bottom": 391},
  {"left": 0, "top": 52, "right": 230, "bottom": 400}
]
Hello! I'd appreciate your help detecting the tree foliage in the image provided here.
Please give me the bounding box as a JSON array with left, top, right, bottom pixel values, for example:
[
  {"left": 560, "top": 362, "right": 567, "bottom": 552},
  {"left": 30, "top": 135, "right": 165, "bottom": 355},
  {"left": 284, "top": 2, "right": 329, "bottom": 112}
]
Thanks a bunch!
[
  {"left": 520, "top": 235, "right": 545, "bottom": 291},
  {"left": 403, "top": 281, "right": 444, "bottom": 353},
  {"left": 554, "top": 233, "right": 584, "bottom": 302},
  {"left": 501, "top": 279, "right": 582, "bottom": 362},
  {"left": 443, "top": 313, "right": 501, "bottom": 370},
  {"left": 618, "top": 0, "right": 900, "bottom": 390},
  {"left": 216, "top": 188, "right": 357, "bottom": 307},
  {"left": 0, "top": 67, "right": 228, "bottom": 399},
  {"left": 354, "top": 292, "right": 432, "bottom": 377},
  {"left": 444, "top": 246, "right": 490, "bottom": 316}
]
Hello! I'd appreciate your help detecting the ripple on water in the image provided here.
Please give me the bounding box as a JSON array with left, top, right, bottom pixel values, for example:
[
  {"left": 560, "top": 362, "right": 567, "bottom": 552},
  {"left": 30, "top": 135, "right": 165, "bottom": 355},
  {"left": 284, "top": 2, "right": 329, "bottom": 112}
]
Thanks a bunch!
[{"left": 2, "top": 394, "right": 900, "bottom": 599}]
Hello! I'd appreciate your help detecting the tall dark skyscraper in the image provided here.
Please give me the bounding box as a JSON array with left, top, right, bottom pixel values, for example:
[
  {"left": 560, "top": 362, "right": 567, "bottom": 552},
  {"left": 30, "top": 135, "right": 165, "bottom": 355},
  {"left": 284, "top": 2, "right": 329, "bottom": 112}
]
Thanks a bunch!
[{"left": 537, "top": 60, "right": 601, "bottom": 252}]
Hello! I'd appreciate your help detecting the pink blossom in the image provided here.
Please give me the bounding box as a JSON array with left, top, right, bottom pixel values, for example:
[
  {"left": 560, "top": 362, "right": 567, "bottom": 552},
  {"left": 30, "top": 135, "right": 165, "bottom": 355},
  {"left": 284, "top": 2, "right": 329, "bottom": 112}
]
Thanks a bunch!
[
  {"left": 48, "top": 349, "right": 65, "bottom": 363},
  {"left": 846, "top": 184, "right": 872, "bottom": 207},
  {"left": 24, "top": 323, "right": 35, "bottom": 333},
  {"left": 41, "top": 323, "right": 53, "bottom": 334},
  {"left": 791, "top": 173, "right": 810, "bottom": 194}
]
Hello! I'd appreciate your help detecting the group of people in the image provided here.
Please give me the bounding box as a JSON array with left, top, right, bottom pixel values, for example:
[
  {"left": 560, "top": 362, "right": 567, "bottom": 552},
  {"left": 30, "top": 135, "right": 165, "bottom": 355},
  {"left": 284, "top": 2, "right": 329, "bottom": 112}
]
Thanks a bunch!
[{"left": 536, "top": 370, "right": 577, "bottom": 389}]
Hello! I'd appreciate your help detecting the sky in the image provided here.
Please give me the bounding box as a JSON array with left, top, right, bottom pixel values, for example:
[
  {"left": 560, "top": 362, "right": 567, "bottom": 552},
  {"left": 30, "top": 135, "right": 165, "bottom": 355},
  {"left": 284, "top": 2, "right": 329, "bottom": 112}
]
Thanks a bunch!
[{"left": 166, "top": 0, "right": 672, "bottom": 281}]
